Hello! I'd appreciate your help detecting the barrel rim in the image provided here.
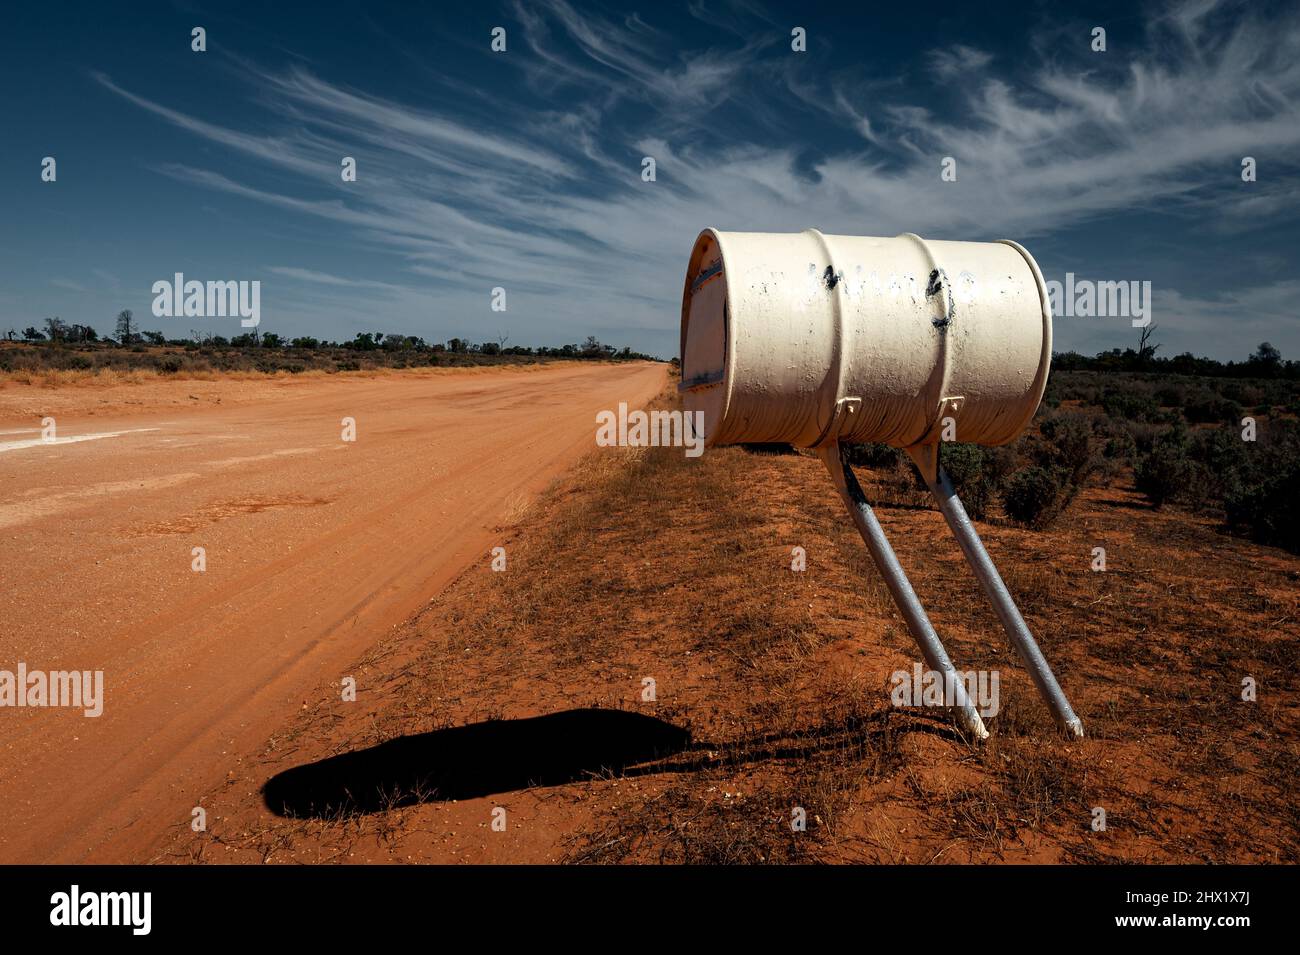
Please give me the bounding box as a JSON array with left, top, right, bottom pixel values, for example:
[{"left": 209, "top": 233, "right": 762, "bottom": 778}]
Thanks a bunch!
[
  {"left": 996, "top": 238, "right": 1054, "bottom": 445},
  {"left": 680, "top": 227, "right": 736, "bottom": 442}
]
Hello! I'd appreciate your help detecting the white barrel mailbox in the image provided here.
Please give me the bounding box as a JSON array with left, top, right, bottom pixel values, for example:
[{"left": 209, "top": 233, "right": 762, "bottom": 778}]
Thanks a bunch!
[
  {"left": 679, "top": 229, "right": 1081, "bottom": 740},
  {"left": 680, "top": 229, "right": 1051, "bottom": 451}
]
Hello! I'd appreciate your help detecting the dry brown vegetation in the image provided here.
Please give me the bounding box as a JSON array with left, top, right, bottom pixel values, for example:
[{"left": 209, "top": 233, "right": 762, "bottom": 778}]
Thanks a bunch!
[
  {"left": 0, "top": 359, "right": 624, "bottom": 427},
  {"left": 0, "top": 338, "right": 652, "bottom": 385},
  {"left": 161, "top": 386, "right": 1299, "bottom": 865},
  {"left": 0, "top": 350, "right": 585, "bottom": 388}
]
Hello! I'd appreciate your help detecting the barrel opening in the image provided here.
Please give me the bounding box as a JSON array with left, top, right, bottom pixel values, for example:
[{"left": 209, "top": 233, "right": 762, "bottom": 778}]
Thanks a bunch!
[
  {"left": 679, "top": 232, "right": 729, "bottom": 394},
  {"left": 678, "top": 230, "right": 733, "bottom": 445}
]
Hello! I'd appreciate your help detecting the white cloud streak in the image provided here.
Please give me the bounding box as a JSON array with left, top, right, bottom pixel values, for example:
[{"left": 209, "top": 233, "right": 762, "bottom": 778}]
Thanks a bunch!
[{"left": 95, "top": 0, "right": 1300, "bottom": 356}]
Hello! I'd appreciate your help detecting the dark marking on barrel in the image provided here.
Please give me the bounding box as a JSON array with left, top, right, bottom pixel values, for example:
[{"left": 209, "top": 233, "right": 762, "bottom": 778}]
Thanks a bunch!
[
  {"left": 690, "top": 260, "right": 723, "bottom": 294},
  {"left": 926, "top": 268, "right": 954, "bottom": 327},
  {"left": 925, "top": 269, "right": 943, "bottom": 298},
  {"left": 822, "top": 265, "right": 841, "bottom": 290}
]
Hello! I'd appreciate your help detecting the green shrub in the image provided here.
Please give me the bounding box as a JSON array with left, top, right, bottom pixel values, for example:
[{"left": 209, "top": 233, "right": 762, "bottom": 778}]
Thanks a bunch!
[
  {"left": 1154, "top": 383, "right": 1187, "bottom": 407},
  {"left": 1184, "top": 393, "right": 1243, "bottom": 425},
  {"left": 1100, "top": 421, "right": 1137, "bottom": 462},
  {"left": 1007, "top": 412, "right": 1097, "bottom": 518},
  {"left": 1225, "top": 473, "right": 1300, "bottom": 553},
  {"left": 1187, "top": 426, "right": 1250, "bottom": 506},
  {"left": 1044, "top": 374, "right": 1100, "bottom": 407},
  {"left": 1134, "top": 424, "right": 1196, "bottom": 507},
  {"left": 1004, "top": 467, "right": 1066, "bottom": 527},
  {"left": 1223, "top": 421, "right": 1300, "bottom": 553},
  {"left": 843, "top": 443, "right": 901, "bottom": 469},
  {"left": 1101, "top": 388, "right": 1161, "bottom": 422},
  {"left": 938, "top": 443, "right": 1011, "bottom": 520},
  {"left": 848, "top": 443, "right": 1019, "bottom": 521},
  {"left": 1126, "top": 421, "right": 1163, "bottom": 456},
  {"left": 1037, "top": 413, "right": 1096, "bottom": 487}
]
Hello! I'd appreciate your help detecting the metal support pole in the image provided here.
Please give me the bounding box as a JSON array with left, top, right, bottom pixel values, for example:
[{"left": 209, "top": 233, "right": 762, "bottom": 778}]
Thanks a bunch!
[
  {"left": 818, "top": 445, "right": 988, "bottom": 740},
  {"left": 907, "top": 447, "right": 1084, "bottom": 738}
]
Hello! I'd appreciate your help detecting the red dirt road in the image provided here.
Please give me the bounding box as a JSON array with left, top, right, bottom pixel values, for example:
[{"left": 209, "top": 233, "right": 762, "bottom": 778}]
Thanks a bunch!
[{"left": 0, "top": 362, "right": 667, "bottom": 863}]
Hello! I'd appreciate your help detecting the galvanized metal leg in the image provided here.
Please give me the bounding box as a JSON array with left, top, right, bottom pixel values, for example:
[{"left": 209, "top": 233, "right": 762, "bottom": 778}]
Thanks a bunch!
[
  {"left": 906, "top": 447, "right": 1085, "bottom": 739},
  {"left": 817, "top": 445, "right": 988, "bottom": 740}
]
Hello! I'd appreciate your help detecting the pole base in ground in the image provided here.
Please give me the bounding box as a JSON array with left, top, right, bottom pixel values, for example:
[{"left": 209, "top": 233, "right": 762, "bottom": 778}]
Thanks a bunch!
[
  {"left": 818, "top": 444, "right": 989, "bottom": 741},
  {"left": 905, "top": 444, "right": 1085, "bottom": 739}
]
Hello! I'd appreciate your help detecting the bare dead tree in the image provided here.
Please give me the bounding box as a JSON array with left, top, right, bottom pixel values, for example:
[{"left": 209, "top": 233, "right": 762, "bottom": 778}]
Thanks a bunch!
[{"left": 1138, "top": 323, "right": 1160, "bottom": 364}]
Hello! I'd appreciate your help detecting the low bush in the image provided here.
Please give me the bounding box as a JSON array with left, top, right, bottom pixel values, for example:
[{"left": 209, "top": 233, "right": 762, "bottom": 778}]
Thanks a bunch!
[
  {"left": 1097, "top": 418, "right": 1137, "bottom": 463},
  {"left": 843, "top": 443, "right": 902, "bottom": 469},
  {"left": 940, "top": 442, "right": 1018, "bottom": 521},
  {"left": 1101, "top": 387, "right": 1162, "bottom": 423},
  {"left": 1004, "top": 466, "right": 1067, "bottom": 527},
  {"left": 1223, "top": 421, "right": 1300, "bottom": 553},
  {"left": 1186, "top": 426, "right": 1250, "bottom": 506},
  {"left": 1183, "top": 393, "right": 1244, "bottom": 425},
  {"left": 1036, "top": 413, "right": 1096, "bottom": 488},
  {"left": 1134, "top": 424, "right": 1196, "bottom": 507},
  {"left": 1004, "top": 412, "right": 1098, "bottom": 524}
]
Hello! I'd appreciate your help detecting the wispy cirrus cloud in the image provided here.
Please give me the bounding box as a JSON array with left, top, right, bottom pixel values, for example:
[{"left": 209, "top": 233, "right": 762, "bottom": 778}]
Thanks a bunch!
[
  {"left": 92, "top": 0, "right": 1300, "bottom": 357},
  {"left": 265, "top": 266, "right": 410, "bottom": 292},
  {"left": 927, "top": 44, "right": 994, "bottom": 80}
]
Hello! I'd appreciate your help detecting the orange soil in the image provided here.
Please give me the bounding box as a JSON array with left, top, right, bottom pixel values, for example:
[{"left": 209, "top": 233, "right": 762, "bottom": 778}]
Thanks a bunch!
[{"left": 0, "top": 361, "right": 667, "bottom": 862}]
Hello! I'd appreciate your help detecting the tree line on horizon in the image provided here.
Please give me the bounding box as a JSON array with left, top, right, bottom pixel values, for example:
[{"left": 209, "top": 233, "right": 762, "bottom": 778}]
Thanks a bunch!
[
  {"left": 3, "top": 310, "right": 659, "bottom": 361},
  {"left": 1052, "top": 331, "right": 1296, "bottom": 381},
  {"left": 3, "top": 311, "right": 1294, "bottom": 377}
]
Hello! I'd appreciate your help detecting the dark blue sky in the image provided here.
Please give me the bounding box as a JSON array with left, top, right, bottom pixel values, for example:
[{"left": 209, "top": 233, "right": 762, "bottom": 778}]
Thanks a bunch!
[{"left": 3, "top": 0, "right": 1297, "bottom": 360}]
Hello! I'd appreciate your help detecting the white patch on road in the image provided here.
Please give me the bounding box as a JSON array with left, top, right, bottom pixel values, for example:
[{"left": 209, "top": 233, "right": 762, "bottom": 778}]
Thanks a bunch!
[
  {"left": 0, "top": 470, "right": 202, "bottom": 529},
  {"left": 0, "top": 428, "right": 161, "bottom": 455},
  {"left": 208, "top": 448, "right": 319, "bottom": 469}
]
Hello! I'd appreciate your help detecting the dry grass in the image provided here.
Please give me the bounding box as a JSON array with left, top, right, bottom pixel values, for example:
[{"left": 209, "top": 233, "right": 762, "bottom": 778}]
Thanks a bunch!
[
  {"left": 0, "top": 366, "right": 280, "bottom": 388},
  {"left": 0, "top": 357, "right": 596, "bottom": 389}
]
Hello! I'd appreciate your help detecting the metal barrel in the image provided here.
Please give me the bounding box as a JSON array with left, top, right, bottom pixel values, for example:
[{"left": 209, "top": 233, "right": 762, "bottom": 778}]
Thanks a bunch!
[{"left": 680, "top": 229, "right": 1052, "bottom": 451}]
